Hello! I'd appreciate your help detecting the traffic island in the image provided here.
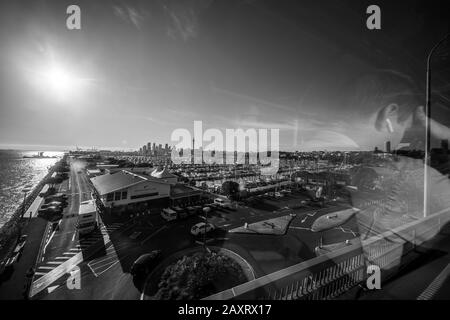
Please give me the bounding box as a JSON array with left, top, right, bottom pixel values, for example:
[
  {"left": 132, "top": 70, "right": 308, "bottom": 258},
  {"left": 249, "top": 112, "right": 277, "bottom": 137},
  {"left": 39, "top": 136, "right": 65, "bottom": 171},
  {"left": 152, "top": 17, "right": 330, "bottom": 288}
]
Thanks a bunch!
[
  {"left": 311, "top": 207, "right": 359, "bottom": 232},
  {"left": 228, "top": 214, "right": 296, "bottom": 235}
]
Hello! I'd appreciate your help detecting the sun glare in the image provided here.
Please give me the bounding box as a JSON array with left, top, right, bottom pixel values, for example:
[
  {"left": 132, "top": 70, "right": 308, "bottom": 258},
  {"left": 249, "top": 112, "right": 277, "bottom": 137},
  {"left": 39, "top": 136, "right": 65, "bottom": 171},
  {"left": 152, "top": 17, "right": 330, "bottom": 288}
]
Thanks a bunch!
[{"left": 45, "top": 65, "right": 75, "bottom": 95}]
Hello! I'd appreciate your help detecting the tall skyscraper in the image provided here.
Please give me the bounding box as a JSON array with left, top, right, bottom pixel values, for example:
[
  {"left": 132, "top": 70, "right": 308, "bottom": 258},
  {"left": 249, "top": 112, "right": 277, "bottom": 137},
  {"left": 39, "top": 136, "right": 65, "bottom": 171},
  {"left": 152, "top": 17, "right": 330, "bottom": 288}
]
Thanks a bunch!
[{"left": 385, "top": 141, "right": 391, "bottom": 153}]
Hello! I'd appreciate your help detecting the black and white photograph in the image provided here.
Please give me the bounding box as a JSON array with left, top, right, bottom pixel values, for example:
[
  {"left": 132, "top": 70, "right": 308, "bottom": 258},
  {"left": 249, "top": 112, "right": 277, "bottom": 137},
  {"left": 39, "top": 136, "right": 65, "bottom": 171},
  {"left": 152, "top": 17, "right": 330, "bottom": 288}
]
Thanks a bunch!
[{"left": 0, "top": 0, "right": 450, "bottom": 307}]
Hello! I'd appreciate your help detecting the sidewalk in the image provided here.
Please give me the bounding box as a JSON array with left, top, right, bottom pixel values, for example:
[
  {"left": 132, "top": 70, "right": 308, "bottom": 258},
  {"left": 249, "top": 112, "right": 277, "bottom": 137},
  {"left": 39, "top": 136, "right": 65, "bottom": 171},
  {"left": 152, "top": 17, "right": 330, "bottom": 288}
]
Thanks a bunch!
[
  {"left": 359, "top": 229, "right": 450, "bottom": 300},
  {"left": 0, "top": 182, "right": 57, "bottom": 299},
  {"left": 0, "top": 215, "right": 49, "bottom": 299}
]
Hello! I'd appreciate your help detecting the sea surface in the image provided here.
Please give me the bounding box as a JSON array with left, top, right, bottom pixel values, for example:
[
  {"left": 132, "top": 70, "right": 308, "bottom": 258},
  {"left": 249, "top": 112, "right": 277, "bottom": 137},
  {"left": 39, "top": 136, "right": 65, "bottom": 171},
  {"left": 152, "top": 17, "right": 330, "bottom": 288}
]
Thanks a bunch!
[{"left": 0, "top": 150, "right": 63, "bottom": 228}]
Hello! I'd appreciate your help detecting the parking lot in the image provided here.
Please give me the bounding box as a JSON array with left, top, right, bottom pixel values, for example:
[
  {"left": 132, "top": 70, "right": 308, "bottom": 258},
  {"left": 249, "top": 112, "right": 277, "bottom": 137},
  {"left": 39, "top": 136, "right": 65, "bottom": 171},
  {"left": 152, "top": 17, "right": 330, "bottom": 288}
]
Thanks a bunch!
[{"left": 36, "top": 180, "right": 361, "bottom": 299}]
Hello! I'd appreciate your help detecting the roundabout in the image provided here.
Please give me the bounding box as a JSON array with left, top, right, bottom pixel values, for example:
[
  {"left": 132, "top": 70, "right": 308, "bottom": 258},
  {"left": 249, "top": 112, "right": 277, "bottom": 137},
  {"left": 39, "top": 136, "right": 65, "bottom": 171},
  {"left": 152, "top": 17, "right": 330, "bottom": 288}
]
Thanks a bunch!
[{"left": 140, "top": 245, "right": 255, "bottom": 300}]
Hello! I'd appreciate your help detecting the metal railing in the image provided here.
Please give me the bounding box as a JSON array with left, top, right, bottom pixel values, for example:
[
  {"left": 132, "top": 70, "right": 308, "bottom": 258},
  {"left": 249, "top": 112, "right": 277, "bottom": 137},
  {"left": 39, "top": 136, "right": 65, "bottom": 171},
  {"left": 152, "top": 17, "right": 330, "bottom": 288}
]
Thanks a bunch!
[{"left": 204, "top": 207, "right": 450, "bottom": 300}]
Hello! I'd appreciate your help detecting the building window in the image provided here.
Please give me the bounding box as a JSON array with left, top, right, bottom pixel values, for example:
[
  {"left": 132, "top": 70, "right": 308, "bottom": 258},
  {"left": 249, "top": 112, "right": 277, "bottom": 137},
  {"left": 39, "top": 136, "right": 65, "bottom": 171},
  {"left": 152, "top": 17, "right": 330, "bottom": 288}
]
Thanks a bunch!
[
  {"left": 130, "top": 192, "right": 159, "bottom": 200},
  {"left": 106, "top": 193, "right": 114, "bottom": 202},
  {"left": 121, "top": 191, "right": 127, "bottom": 200},
  {"left": 115, "top": 192, "right": 121, "bottom": 201}
]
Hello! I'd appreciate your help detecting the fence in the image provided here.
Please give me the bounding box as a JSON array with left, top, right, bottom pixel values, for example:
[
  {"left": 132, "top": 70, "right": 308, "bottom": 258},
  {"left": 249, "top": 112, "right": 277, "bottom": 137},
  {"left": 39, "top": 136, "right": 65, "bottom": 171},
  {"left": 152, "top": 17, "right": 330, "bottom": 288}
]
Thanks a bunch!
[{"left": 204, "top": 207, "right": 450, "bottom": 300}]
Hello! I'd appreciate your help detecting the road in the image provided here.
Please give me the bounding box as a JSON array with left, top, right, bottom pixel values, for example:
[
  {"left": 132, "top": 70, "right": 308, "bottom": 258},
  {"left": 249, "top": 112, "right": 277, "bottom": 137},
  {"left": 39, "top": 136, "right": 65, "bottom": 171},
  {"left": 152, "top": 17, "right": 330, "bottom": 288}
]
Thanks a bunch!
[{"left": 29, "top": 158, "right": 131, "bottom": 298}]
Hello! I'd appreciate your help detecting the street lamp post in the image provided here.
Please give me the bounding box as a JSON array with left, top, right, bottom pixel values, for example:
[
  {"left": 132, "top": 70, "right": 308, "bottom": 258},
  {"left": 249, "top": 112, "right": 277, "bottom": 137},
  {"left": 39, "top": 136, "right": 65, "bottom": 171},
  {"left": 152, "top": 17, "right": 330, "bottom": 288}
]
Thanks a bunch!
[
  {"left": 202, "top": 206, "right": 211, "bottom": 251},
  {"left": 424, "top": 33, "right": 450, "bottom": 218},
  {"left": 21, "top": 186, "right": 32, "bottom": 219}
]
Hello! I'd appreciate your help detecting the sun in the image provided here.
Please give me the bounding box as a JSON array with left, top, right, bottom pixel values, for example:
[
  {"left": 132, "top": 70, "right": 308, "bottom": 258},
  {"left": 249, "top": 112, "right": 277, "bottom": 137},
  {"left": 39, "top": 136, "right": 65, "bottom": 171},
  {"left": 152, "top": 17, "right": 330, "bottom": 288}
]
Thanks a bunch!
[{"left": 44, "top": 65, "right": 75, "bottom": 95}]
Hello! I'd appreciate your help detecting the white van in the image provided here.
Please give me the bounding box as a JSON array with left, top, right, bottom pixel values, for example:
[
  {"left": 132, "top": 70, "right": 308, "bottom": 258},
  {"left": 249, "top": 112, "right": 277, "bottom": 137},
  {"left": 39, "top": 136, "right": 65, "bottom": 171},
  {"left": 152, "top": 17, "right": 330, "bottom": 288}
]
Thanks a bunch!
[
  {"left": 214, "top": 198, "right": 234, "bottom": 209},
  {"left": 77, "top": 200, "right": 98, "bottom": 236},
  {"left": 161, "top": 208, "right": 177, "bottom": 221}
]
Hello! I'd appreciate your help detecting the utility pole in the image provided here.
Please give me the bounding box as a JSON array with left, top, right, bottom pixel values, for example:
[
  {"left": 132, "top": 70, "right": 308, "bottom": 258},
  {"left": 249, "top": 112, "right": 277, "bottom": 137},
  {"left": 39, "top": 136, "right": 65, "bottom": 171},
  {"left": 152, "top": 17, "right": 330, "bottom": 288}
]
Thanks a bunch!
[{"left": 424, "top": 33, "right": 450, "bottom": 218}]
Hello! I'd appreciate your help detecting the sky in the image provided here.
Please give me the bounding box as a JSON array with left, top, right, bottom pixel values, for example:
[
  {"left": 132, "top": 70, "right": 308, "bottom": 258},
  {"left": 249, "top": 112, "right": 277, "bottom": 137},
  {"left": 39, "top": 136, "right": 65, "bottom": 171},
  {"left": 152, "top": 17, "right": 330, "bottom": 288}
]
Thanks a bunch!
[{"left": 0, "top": 0, "right": 449, "bottom": 152}]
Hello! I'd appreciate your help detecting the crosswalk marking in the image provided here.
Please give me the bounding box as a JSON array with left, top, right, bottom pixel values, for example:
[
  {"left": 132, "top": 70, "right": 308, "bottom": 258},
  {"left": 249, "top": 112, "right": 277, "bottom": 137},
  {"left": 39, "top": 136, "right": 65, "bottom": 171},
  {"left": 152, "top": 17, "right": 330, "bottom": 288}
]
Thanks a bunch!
[{"left": 34, "top": 223, "right": 125, "bottom": 282}]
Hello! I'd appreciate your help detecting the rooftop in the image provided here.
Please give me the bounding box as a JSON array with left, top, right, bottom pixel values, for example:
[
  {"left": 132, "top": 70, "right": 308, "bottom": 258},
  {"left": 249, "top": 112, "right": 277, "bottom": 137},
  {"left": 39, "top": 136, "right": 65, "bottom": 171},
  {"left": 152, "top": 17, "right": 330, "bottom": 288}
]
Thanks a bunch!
[{"left": 90, "top": 171, "right": 146, "bottom": 195}]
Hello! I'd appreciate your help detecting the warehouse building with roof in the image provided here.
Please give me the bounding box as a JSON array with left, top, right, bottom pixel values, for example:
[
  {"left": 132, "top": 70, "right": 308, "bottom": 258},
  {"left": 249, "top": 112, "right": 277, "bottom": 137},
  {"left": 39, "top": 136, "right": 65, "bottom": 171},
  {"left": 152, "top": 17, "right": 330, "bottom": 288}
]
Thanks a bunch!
[{"left": 90, "top": 167, "right": 204, "bottom": 213}]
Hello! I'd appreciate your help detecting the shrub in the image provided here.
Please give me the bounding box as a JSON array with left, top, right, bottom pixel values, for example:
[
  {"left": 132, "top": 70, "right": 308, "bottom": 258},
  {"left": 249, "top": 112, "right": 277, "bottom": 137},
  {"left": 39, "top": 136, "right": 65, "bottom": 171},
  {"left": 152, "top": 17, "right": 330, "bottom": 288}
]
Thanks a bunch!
[{"left": 154, "top": 251, "right": 246, "bottom": 300}]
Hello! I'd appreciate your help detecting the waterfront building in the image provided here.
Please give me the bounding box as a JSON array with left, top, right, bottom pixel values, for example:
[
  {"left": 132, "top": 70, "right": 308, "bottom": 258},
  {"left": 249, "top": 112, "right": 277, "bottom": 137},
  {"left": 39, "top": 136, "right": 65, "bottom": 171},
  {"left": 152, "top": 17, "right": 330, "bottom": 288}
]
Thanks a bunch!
[{"left": 90, "top": 167, "right": 203, "bottom": 213}]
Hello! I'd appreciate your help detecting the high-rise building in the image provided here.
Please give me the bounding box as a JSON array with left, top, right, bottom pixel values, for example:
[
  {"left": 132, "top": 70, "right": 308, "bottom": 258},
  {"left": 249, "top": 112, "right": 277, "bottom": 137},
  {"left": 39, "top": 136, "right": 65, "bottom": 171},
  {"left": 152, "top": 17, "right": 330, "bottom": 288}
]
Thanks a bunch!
[
  {"left": 142, "top": 145, "right": 147, "bottom": 155},
  {"left": 147, "top": 142, "right": 152, "bottom": 153},
  {"left": 385, "top": 141, "right": 391, "bottom": 153}
]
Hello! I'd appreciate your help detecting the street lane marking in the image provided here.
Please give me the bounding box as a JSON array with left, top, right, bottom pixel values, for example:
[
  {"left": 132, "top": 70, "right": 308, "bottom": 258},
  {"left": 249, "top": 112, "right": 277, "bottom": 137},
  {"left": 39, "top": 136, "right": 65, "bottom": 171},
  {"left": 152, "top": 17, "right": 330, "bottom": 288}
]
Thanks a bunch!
[
  {"left": 80, "top": 241, "right": 97, "bottom": 245},
  {"left": 140, "top": 225, "right": 168, "bottom": 245},
  {"left": 47, "top": 285, "right": 59, "bottom": 294},
  {"left": 30, "top": 219, "right": 113, "bottom": 297},
  {"left": 88, "top": 255, "right": 117, "bottom": 267},
  {"left": 38, "top": 266, "right": 54, "bottom": 270},
  {"left": 47, "top": 261, "right": 63, "bottom": 265},
  {"left": 88, "top": 260, "right": 120, "bottom": 277},
  {"left": 289, "top": 226, "right": 312, "bottom": 231},
  {"left": 335, "top": 226, "right": 358, "bottom": 237},
  {"left": 55, "top": 257, "right": 70, "bottom": 260}
]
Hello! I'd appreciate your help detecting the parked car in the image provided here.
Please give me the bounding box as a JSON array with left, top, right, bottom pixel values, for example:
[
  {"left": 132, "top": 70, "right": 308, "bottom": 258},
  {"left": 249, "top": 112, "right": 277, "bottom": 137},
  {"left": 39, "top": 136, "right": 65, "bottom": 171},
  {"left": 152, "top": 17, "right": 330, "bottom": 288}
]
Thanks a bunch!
[
  {"left": 49, "top": 192, "right": 67, "bottom": 198},
  {"left": 172, "top": 206, "right": 188, "bottom": 219},
  {"left": 44, "top": 194, "right": 68, "bottom": 204},
  {"left": 3, "top": 235, "right": 28, "bottom": 270},
  {"left": 39, "top": 205, "right": 63, "bottom": 213},
  {"left": 190, "top": 222, "right": 215, "bottom": 236},
  {"left": 161, "top": 208, "right": 178, "bottom": 221},
  {"left": 41, "top": 201, "right": 66, "bottom": 209},
  {"left": 130, "top": 250, "right": 162, "bottom": 277},
  {"left": 13, "top": 235, "right": 27, "bottom": 255}
]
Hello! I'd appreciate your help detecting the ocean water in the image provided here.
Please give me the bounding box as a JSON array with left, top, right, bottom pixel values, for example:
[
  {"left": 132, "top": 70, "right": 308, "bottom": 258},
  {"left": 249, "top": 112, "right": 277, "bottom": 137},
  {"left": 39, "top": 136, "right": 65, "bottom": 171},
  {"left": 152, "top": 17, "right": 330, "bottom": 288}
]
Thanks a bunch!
[{"left": 0, "top": 150, "right": 62, "bottom": 228}]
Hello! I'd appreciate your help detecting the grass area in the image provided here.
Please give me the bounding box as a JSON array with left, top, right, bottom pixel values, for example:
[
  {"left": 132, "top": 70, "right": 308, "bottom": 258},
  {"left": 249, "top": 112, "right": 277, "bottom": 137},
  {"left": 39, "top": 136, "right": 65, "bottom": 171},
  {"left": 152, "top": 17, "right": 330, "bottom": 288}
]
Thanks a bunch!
[{"left": 229, "top": 214, "right": 296, "bottom": 235}]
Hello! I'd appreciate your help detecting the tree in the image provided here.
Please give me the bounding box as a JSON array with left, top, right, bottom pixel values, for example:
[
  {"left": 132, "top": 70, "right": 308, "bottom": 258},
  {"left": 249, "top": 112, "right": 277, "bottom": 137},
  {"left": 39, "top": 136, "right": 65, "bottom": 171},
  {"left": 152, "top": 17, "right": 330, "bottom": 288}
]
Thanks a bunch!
[{"left": 221, "top": 181, "right": 240, "bottom": 199}]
